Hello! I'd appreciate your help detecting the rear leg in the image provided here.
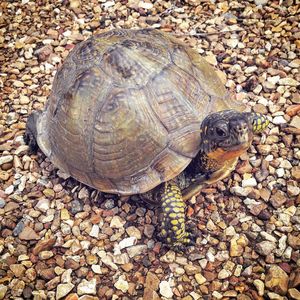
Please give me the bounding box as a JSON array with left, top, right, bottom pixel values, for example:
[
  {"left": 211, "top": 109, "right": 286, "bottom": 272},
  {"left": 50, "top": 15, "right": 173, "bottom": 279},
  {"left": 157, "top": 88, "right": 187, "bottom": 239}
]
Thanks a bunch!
[{"left": 24, "top": 111, "right": 40, "bottom": 154}]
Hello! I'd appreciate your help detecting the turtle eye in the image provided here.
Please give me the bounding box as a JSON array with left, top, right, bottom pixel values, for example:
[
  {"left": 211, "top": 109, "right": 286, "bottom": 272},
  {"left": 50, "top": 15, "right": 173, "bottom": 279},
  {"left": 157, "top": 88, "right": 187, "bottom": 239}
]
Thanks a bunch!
[{"left": 215, "top": 126, "right": 228, "bottom": 137}]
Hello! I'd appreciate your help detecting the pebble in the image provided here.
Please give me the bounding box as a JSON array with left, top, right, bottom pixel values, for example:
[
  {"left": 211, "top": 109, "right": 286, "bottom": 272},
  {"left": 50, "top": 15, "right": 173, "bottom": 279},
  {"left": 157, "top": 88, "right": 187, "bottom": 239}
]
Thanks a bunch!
[
  {"left": 145, "top": 272, "right": 160, "bottom": 291},
  {"left": 77, "top": 279, "right": 97, "bottom": 296},
  {"left": 110, "top": 216, "right": 125, "bottom": 229},
  {"left": 0, "top": 199, "right": 5, "bottom": 209},
  {"left": 119, "top": 237, "right": 137, "bottom": 249},
  {"left": 265, "top": 265, "right": 289, "bottom": 295},
  {"left": 288, "top": 288, "right": 300, "bottom": 300},
  {"left": 56, "top": 283, "right": 75, "bottom": 300},
  {"left": 0, "top": 285, "right": 7, "bottom": 300},
  {"left": 10, "top": 264, "right": 26, "bottom": 277},
  {"left": 19, "top": 226, "right": 39, "bottom": 240},
  {"left": 159, "top": 281, "right": 173, "bottom": 299},
  {"left": 126, "top": 245, "right": 147, "bottom": 258},
  {"left": 0, "top": 155, "right": 13, "bottom": 165},
  {"left": 114, "top": 275, "right": 129, "bottom": 293},
  {"left": 89, "top": 225, "right": 99, "bottom": 238},
  {"left": 272, "top": 116, "right": 287, "bottom": 125},
  {"left": 231, "top": 186, "right": 252, "bottom": 197},
  {"left": 70, "top": 200, "right": 83, "bottom": 214},
  {"left": 242, "top": 178, "right": 257, "bottom": 187},
  {"left": 279, "top": 78, "right": 299, "bottom": 87},
  {"left": 218, "top": 269, "right": 231, "bottom": 279},
  {"left": 254, "top": 279, "right": 265, "bottom": 296},
  {"left": 126, "top": 226, "right": 142, "bottom": 239},
  {"left": 290, "top": 116, "right": 300, "bottom": 129},
  {"left": 3, "top": 201, "right": 18, "bottom": 212},
  {"left": 256, "top": 241, "right": 276, "bottom": 256},
  {"left": 195, "top": 273, "right": 207, "bottom": 285},
  {"left": 35, "top": 198, "right": 50, "bottom": 212}
]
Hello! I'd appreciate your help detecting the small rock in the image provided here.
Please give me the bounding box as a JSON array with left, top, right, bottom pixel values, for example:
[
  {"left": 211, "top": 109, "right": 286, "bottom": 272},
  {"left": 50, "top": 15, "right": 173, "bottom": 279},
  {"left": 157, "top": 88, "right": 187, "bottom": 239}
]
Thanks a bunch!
[
  {"left": 70, "top": 200, "right": 83, "bottom": 214},
  {"left": 77, "top": 279, "right": 96, "bottom": 296},
  {"left": 126, "top": 226, "right": 142, "bottom": 239},
  {"left": 119, "top": 237, "right": 137, "bottom": 249},
  {"left": 242, "top": 178, "right": 257, "bottom": 187},
  {"left": 145, "top": 272, "right": 160, "bottom": 291},
  {"left": 0, "top": 199, "right": 5, "bottom": 209},
  {"left": 287, "top": 185, "right": 300, "bottom": 197},
  {"left": 144, "top": 224, "right": 155, "bottom": 238},
  {"left": 230, "top": 236, "right": 244, "bottom": 257},
  {"left": 39, "top": 250, "right": 54, "bottom": 260},
  {"left": 138, "top": 1, "right": 153, "bottom": 9},
  {"left": 0, "top": 155, "right": 13, "bottom": 165},
  {"left": 110, "top": 216, "right": 125, "bottom": 229},
  {"left": 195, "top": 273, "right": 207, "bottom": 285},
  {"left": 61, "top": 208, "right": 70, "bottom": 220},
  {"left": 288, "top": 288, "right": 300, "bottom": 300},
  {"left": 226, "top": 38, "right": 239, "bottom": 48},
  {"left": 288, "top": 234, "right": 300, "bottom": 250},
  {"left": 10, "top": 264, "right": 25, "bottom": 277},
  {"left": 231, "top": 186, "right": 252, "bottom": 197},
  {"left": 265, "top": 265, "right": 289, "bottom": 296},
  {"left": 254, "top": 279, "right": 265, "bottom": 296},
  {"left": 159, "top": 281, "right": 173, "bottom": 298},
  {"left": 272, "top": 116, "right": 287, "bottom": 125},
  {"left": 270, "top": 191, "right": 287, "bottom": 208},
  {"left": 256, "top": 241, "right": 276, "bottom": 256},
  {"left": 56, "top": 283, "right": 75, "bottom": 300},
  {"left": 19, "top": 227, "right": 39, "bottom": 240},
  {"left": 91, "top": 265, "right": 102, "bottom": 274},
  {"left": 0, "top": 284, "right": 8, "bottom": 300},
  {"left": 35, "top": 198, "right": 50, "bottom": 212},
  {"left": 32, "top": 237, "right": 56, "bottom": 255},
  {"left": 143, "top": 288, "right": 161, "bottom": 300},
  {"left": 126, "top": 245, "right": 147, "bottom": 258},
  {"left": 89, "top": 225, "right": 99, "bottom": 238},
  {"left": 218, "top": 269, "right": 231, "bottom": 279},
  {"left": 212, "top": 291, "right": 223, "bottom": 299},
  {"left": 43, "top": 188, "right": 55, "bottom": 198},
  {"left": 279, "top": 78, "right": 299, "bottom": 86},
  {"left": 291, "top": 116, "right": 300, "bottom": 129},
  {"left": 114, "top": 275, "right": 129, "bottom": 293}
]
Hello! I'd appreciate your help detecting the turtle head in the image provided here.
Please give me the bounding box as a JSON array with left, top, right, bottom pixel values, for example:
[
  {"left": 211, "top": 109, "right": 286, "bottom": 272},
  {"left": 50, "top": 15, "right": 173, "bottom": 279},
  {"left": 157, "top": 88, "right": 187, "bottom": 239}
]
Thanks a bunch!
[
  {"left": 198, "top": 109, "right": 269, "bottom": 171},
  {"left": 200, "top": 110, "right": 252, "bottom": 156}
]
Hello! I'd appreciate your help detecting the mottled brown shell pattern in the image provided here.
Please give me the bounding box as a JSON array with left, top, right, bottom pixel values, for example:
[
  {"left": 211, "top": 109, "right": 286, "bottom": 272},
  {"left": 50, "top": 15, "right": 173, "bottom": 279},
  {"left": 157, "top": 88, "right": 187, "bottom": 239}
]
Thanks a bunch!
[{"left": 37, "top": 29, "right": 237, "bottom": 195}]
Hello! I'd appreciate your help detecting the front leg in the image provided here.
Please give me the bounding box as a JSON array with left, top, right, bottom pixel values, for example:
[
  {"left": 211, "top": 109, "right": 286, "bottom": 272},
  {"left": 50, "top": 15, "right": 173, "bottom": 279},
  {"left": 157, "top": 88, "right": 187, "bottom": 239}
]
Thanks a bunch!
[{"left": 157, "top": 181, "right": 196, "bottom": 251}]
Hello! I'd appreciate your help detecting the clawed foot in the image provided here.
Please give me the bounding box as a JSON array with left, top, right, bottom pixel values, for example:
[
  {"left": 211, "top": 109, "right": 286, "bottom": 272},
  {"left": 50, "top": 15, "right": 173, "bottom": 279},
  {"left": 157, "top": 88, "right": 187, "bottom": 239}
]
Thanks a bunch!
[{"left": 158, "top": 222, "right": 200, "bottom": 252}]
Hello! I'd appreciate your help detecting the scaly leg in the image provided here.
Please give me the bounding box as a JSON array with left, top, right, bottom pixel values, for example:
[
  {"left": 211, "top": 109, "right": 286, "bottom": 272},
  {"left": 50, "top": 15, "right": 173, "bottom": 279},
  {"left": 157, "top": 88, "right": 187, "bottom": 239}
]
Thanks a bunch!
[{"left": 158, "top": 182, "right": 196, "bottom": 251}]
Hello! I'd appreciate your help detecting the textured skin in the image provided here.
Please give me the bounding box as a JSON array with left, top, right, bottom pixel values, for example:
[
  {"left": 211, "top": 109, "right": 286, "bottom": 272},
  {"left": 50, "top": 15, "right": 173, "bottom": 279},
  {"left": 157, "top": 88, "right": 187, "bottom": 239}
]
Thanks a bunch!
[
  {"left": 36, "top": 29, "right": 243, "bottom": 195},
  {"left": 158, "top": 182, "right": 193, "bottom": 248}
]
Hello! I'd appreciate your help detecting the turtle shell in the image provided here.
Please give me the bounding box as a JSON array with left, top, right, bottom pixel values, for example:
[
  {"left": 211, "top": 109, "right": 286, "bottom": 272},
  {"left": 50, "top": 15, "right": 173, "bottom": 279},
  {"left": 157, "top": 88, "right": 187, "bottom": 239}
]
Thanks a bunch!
[{"left": 35, "top": 29, "right": 242, "bottom": 195}]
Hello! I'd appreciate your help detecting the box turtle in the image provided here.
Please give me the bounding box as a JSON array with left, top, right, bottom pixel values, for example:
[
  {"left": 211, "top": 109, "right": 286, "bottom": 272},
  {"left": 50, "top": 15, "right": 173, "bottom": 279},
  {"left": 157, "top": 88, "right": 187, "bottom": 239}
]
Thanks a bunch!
[{"left": 25, "top": 29, "right": 269, "bottom": 250}]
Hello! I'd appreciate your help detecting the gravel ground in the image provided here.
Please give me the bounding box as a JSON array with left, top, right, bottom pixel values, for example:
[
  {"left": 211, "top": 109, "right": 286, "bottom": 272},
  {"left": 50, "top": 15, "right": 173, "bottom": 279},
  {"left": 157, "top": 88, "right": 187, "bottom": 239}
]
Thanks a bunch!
[{"left": 1, "top": 0, "right": 300, "bottom": 299}]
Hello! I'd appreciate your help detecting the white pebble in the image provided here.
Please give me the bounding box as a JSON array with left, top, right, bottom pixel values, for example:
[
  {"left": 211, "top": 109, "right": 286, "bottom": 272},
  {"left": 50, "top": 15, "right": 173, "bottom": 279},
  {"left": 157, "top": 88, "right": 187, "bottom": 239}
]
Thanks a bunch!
[
  {"left": 272, "top": 116, "right": 287, "bottom": 125},
  {"left": 114, "top": 276, "right": 129, "bottom": 293},
  {"left": 89, "top": 225, "right": 99, "bottom": 238},
  {"left": 159, "top": 281, "right": 173, "bottom": 298},
  {"left": 242, "top": 178, "right": 257, "bottom": 187},
  {"left": 276, "top": 168, "right": 285, "bottom": 177}
]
